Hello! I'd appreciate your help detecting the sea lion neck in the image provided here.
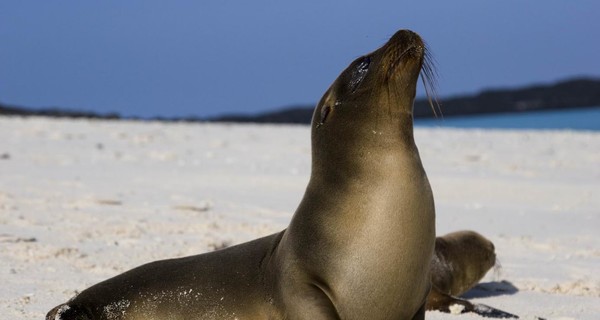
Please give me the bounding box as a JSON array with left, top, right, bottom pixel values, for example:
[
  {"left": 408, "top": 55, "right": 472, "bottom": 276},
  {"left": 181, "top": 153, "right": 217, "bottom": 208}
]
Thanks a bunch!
[{"left": 308, "top": 29, "right": 427, "bottom": 181}]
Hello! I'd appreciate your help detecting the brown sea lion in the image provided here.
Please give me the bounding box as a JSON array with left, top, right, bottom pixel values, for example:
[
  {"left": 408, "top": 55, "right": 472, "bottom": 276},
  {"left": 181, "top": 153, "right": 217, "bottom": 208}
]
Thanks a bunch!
[
  {"left": 426, "top": 231, "right": 519, "bottom": 318},
  {"left": 431, "top": 230, "right": 497, "bottom": 297},
  {"left": 47, "top": 29, "right": 435, "bottom": 320}
]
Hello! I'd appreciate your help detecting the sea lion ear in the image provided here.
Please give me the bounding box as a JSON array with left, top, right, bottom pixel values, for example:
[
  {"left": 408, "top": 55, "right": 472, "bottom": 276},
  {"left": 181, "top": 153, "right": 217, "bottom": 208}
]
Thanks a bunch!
[
  {"left": 320, "top": 105, "right": 331, "bottom": 125},
  {"left": 316, "top": 89, "right": 339, "bottom": 128}
]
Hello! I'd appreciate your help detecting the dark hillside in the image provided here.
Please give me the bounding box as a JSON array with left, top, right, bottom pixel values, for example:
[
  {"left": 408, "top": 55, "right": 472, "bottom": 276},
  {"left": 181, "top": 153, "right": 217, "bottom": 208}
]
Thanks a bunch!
[
  {"left": 214, "top": 78, "right": 600, "bottom": 124},
  {"left": 2, "top": 77, "right": 599, "bottom": 124}
]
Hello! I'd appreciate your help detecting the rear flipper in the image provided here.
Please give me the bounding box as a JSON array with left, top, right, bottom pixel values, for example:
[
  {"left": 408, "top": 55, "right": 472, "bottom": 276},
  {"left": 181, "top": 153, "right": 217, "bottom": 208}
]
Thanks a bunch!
[
  {"left": 471, "top": 303, "right": 521, "bottom": 319},
  {"left": 426, "top": 288, "right": 519, "bottom": 319},
  {"left": 46, "top": 303, "right": 93, "bottom": 320}
]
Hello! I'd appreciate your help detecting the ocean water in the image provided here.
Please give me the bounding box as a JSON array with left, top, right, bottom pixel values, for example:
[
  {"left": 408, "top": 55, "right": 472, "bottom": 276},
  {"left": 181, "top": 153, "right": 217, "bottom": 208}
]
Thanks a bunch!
[{"left": 415, "top": 106, "right": 600, "bottom": 131}]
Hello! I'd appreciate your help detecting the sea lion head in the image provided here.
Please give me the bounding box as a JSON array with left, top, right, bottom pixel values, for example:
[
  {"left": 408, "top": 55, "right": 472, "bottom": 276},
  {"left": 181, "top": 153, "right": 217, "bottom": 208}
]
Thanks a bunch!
[{"left": 310, "top": 29, "right": 436, "bottom": 175}]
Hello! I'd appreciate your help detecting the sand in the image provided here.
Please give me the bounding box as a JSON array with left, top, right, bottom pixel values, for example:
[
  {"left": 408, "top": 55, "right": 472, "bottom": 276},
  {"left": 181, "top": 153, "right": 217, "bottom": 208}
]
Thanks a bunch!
[{"left": 1, "top": 116, "right": 598, "bottom": 319}]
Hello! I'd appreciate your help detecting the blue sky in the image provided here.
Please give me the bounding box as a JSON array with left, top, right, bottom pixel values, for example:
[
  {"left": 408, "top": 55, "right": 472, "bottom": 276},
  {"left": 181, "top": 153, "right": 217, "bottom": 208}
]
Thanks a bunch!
[{"left": 1, "top": 1, "right": 598, "bottom": 118}]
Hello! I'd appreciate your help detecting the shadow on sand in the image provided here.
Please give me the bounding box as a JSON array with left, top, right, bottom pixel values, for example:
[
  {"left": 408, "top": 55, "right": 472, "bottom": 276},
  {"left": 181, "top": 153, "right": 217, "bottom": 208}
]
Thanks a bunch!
[{"left": 461, "top": 280, "right": 519, "bottom": 299}]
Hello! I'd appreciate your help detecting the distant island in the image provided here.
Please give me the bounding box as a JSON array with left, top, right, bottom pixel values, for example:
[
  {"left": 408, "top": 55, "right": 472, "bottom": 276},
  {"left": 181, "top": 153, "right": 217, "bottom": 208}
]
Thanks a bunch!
[
  {"left": 2, "top": 77, "right": 599, "bottom": 124},
  {"left": 211, "top": 77, "right": 600, "bottom": 124}
]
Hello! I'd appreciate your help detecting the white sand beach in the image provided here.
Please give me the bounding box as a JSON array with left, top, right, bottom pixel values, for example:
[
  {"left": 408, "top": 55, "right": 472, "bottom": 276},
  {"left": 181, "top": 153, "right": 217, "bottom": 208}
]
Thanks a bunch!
[{"left": 1, "top": 116, "right": 598, "bottom": 319}]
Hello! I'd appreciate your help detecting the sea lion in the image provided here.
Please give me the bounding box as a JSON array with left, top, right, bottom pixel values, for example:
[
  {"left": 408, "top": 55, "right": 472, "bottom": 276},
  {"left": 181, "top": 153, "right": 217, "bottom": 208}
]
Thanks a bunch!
[
  {"left": 47, "top": 29, "right": 435, "bottom": 320},
  {"left": 426, "top": 231, "right": 519, "bottom": 319},
  {"left": 431, "top": 230, "right": 497, "bottom": 297}
]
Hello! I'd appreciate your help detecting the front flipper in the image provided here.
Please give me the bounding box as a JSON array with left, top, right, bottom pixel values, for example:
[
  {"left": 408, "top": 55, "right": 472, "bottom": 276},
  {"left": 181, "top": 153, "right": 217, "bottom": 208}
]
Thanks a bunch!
[{"left": 410, "top": 303, "right": 426, "bottom": 320}]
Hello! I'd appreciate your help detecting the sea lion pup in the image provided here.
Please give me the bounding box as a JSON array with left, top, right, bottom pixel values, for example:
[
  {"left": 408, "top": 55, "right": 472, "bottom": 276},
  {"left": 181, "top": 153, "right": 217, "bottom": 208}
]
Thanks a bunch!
[
  {"left": 426, "top": 231, "right": 519, "bottom": 319},
  {"left": 431, "top": 231, "right": 497, "bottom": 297},
  {"left": 47, "top": 29, "right": 435, "bottom": 320}
]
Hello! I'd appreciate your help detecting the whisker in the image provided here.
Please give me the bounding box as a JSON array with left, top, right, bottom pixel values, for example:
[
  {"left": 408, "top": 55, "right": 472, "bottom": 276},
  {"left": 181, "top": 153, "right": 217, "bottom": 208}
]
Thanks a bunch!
[
  {"left": 387, "top": 47, "right": 414, "bottom": 79},
  {"left": 420, "top": 44, "right": 442, "bottom": 118}
]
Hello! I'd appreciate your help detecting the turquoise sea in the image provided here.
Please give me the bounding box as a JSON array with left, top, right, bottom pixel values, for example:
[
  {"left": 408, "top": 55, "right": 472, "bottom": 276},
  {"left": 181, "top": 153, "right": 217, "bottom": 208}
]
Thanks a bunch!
[{"left": 415, "top": 106, "right": 600, "bottom": 131}]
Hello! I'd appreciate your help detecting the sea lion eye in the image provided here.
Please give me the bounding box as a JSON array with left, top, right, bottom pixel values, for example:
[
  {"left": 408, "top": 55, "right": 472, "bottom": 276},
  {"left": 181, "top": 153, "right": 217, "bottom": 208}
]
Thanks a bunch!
[
  {"left": 349, "top": 56, "right": 370, "bottom": 92},
  {"left": 357, "top": 56, "right": 371, "bottom": 71}
]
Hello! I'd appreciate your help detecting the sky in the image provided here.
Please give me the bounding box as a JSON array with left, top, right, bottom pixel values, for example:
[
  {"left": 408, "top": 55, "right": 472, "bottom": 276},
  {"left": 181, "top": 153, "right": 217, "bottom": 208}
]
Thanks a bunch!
[{"left": 1, "top": 1, "right": 599, "bottom": 118}]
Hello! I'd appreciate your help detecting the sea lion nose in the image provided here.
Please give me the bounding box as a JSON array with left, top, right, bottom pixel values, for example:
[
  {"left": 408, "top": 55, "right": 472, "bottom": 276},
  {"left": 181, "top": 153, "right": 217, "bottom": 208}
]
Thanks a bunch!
[{"left": 389, "top": 29, "right": 423, "bottom": 47}]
